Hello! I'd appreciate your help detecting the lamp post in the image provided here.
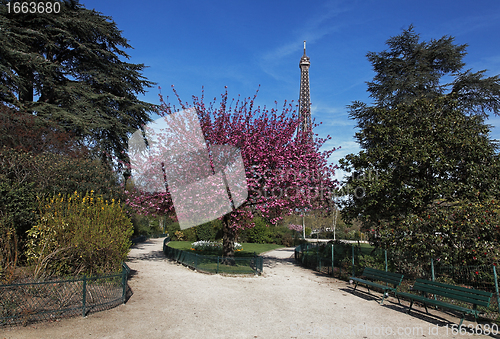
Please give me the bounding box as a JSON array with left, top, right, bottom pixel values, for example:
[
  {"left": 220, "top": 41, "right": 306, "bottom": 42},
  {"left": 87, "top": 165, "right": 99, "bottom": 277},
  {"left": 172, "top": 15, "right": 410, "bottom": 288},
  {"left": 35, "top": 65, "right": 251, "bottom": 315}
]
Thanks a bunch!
[
  {"left": 332, "top": 199, "right": 338, "bottom": 241},
  {"left": 302, "top": 214, "right": 305, "bottom": 239}
]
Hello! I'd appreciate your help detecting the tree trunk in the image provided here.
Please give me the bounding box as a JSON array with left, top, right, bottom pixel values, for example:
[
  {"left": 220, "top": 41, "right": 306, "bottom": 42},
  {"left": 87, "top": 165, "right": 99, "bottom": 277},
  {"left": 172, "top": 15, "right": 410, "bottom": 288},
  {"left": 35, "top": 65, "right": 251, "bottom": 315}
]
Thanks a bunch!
[
  {"left": 18, "top": 66, "right": 34, "bottom": 103},
  {"left": 222, "top": 214, "right": 236, "bottom": 257}
]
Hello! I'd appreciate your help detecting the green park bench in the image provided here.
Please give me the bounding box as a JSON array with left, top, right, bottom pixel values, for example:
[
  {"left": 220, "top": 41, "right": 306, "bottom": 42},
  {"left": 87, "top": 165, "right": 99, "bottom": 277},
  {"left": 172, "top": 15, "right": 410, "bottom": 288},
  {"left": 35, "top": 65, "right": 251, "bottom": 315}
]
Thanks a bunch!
[
  {"left": 349, "top": 267, "right": 404, "bottom": 305},
  {"left": 396, "top": 279, "right": 493, "bottom": 327}
]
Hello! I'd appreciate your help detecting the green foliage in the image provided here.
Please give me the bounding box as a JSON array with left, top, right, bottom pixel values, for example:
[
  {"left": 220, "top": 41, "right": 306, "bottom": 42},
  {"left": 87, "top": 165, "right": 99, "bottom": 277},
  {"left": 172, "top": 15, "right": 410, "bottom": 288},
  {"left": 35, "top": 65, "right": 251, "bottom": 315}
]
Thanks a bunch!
[
  {"left": 384, "top": 200, "right": 500, "bottom": 266},
  {"left": 342, "top": 26, "right": 500, "bottom": 267},
  {"left": 356, "top": 252, "right": 385, "bottom": 271},
  {"left": 195, "top": 220, "right": 219, "bottom": 241},
  {"left": 0, "top": 178, "right": 37, "bottom": 239},
  {"left": 25, "top": 191, "right": 133, "bottom": 278},
  {"left": 165, "top": 217, "right": 181, "bottom": 240},
  {"left": 340, "top": 96, "right": 500, "bottom": 265},
  {"left": 240, "top": 217, "right": 273, "bottom": 244},
  {"left": 167, "top": 228, "right": 196, "bottom": 242},
  {"left": 0, "top": 218, "right": 18, "bottom": 284},
  {"left": 182, "top": 228, "right": 197, "bottom": 242},
  {"left": 0, "top": 147, "right": 122, "bottom": 240},
  {"left": 362, "top": 25, "right": 500, "bottom": 116},
  {"left": 271, "top": 227, "right": 294, "bottom": 247},
  {"left": 130, "top": 214, "right": 164, "bottom": 237},
  {"left": 238, "top": 218, "right": 299, "bottom": 246},
  {"left": 130, "top": 213, "right": 150, "bottom": 237},
  {"left": 0, "top": 0, "right": 156, "bottom": 167}
]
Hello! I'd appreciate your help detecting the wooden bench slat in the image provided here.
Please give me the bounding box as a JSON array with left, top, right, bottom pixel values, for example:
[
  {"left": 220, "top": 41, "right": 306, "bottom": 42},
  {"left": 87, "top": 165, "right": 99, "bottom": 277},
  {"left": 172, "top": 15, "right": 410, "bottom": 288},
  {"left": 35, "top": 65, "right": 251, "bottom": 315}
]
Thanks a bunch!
[
  {"left": 413, "top": 285, "right": 491, "bottom": 307},
  {"left": 364, "top": 274, "right": 402, "bottom": 285},
  {"left": 396, "top": 279, "right": 493, "bottom": 327},
  {"left": 397, "top": 292, "right": 473, "bottom": 313},
  {"left": 414, "top": 280, "right": 492, "bottom": 303},
  {"left": 350, "top": 267, "right": 404, "bottom": 305},
  {"left": 351, "top": 277, "right": 395, "bottom": 291},
  {"left": 415, "top": 279, "right": 493, "bottom": 297},
  {"left": 364, "top": 268, "right": 402, "bottom": 278}
]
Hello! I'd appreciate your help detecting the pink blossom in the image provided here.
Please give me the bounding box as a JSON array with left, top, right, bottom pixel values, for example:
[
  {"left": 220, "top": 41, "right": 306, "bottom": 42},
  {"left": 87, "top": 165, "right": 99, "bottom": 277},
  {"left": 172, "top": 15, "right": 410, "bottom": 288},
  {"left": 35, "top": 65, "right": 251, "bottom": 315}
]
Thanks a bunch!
[{"left": 124, "top": 87, "right": 339, "bottom": 233}]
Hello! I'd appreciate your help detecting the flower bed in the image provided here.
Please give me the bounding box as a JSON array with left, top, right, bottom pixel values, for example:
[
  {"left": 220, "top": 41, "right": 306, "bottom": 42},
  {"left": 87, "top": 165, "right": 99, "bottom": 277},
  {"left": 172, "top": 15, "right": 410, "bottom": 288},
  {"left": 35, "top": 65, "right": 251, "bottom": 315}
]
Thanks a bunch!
[
  {"left": 163, "top": 239, "right": 263, "bottom": 275},
  {"left": 191, "top": 240, "right": 242, "bottom": 254}
]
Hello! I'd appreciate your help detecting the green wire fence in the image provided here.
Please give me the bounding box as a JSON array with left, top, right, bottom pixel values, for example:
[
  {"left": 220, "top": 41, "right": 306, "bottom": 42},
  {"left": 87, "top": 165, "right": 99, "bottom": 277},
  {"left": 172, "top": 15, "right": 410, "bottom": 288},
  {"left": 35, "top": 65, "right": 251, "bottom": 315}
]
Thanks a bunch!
[
  {"left": 0, "top": 263, "right": 130, "bottom": 327},
  {"left": 294, "top": 241, "right": 500, "bottom": 321},
  {"left": 163, "top": 238, "right": 263, "bottom": 275}
]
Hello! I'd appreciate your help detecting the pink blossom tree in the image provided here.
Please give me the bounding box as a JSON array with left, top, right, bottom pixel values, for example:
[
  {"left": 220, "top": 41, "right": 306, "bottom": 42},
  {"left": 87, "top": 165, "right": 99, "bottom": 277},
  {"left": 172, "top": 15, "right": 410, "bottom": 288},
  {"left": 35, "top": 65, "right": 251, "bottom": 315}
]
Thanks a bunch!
[{"left": 125, "top": 87, "right": 338, "bottom": 256}]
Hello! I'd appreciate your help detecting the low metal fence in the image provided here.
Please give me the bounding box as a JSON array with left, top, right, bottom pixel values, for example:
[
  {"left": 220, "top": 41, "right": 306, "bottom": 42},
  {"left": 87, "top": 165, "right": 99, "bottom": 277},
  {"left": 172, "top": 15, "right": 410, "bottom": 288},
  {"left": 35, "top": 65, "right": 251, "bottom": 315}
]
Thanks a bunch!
[
  {"left": 295, "top": 241, "right": 500, "bottom": 321},
  {"left": 163, "top": 238, "right": 263, "bottom": 275},
  {"left": 0, "top": 263, "right": 130, "bottom": 327}
]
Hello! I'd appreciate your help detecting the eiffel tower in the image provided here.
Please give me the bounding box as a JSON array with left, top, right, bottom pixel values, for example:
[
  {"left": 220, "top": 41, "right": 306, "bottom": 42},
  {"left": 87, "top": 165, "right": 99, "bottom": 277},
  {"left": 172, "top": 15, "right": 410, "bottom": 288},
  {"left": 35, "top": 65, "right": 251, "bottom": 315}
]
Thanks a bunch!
[{"left": 298, "top": 40, "right": 312, "bottom": 137}]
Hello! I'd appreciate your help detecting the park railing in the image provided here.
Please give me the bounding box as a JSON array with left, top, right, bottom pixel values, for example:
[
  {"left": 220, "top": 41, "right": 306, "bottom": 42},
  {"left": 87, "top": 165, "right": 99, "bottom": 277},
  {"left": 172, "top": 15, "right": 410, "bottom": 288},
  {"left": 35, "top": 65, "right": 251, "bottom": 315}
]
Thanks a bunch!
[
  {"left": 163, "top": 238, "right": 263, "bottom": 275},
  {"left": 0, "top": 263, "right": 130, "bottom": 327},
  {"left": 294, "top": 241, "right": 500, "bottom": 321}
]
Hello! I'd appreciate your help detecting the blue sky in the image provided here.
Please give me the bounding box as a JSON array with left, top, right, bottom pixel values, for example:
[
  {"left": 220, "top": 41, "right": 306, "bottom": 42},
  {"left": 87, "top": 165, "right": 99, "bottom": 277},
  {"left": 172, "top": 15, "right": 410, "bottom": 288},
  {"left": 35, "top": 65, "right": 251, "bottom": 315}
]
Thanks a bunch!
[{"left": 82, "top": 0, "right": 500, "bottom": 183}]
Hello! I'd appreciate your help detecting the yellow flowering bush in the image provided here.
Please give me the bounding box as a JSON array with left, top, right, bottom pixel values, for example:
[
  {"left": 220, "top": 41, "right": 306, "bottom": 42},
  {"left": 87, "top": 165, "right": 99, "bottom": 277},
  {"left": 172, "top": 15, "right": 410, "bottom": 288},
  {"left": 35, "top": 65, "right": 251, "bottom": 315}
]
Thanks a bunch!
[{"left": 26, "top": 191, "right": 133, "bottom": 278}]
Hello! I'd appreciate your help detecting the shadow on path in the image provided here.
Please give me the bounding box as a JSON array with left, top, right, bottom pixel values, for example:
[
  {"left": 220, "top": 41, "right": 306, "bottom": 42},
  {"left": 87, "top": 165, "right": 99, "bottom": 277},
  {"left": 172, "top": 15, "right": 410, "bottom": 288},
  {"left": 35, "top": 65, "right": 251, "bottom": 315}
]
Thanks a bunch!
[
  {"left": 261, "top": 248, "right": 296, "bottom": 270},
  {"left": 128, "top": 250, "right": 166, "bottom": 262},
  {"left": 339, "top": 286, "right": 476, "bottom": 329},
  {"left": 127, "top": 238, "right": 167, "bottom": 262}
]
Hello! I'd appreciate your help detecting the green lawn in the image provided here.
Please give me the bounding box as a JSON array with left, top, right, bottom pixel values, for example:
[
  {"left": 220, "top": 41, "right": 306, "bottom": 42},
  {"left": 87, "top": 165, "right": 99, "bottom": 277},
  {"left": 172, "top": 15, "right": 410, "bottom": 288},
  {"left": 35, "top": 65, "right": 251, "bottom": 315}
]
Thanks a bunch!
[{"left": 167, "top": 241, "right": 284, "bottom": 257}]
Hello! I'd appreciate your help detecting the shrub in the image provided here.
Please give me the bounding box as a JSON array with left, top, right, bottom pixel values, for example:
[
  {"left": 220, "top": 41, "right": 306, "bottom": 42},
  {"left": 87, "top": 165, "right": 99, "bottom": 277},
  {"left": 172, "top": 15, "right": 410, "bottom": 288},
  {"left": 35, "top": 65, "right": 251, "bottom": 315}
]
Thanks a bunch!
[
  {"left": 183, "top": 228, "right": 197, "bottom": 242},
  {"left": 0, "top": 218, "right": 18, "bottom": 284},
  {"left": 268, "top": 225, "right": 293, "bottom": 246},
  {"left": 0, "top": 146, "right": 122, "bottom": 243},
  {"left": 281, "top": 232, "right": 294, "bottom": 247},
  {"left": 130, "top": 214, "right": 163, "bottom": 237},
  {"left": 25, "top": 191, "right": 133, "bottom": 278},
  {"left": 195, "top": 220, "right": 219, "bottom": 241},
  {"left": 239, "top": 219, "right": 299, "bottom": 246},
  {"left": 241, "top": 217, "right": 272, "bottom": 244},
  {"left": 174, "top": 230, "right": 185, "bottom": 241},
  {"left": 0, "top": 179, "right": 37, "bottom": 246},
  {"left": 167, "top": 220, "right": 181, "bottom": 240}
]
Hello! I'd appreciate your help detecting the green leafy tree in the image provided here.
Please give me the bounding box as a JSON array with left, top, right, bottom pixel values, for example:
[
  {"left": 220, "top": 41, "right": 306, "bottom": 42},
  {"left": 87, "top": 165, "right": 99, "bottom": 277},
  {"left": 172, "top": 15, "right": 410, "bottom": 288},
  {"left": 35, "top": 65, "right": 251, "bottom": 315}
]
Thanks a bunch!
[
  {"left": 340, "top": 96, "right": 500, "bottom": 265},
  {"left": 355, "top": 25, "right": 500, "bottom": 116},
  {"left": 0, "top": 104, "right": 84, "bottom": 156},
  {"left": 388, "top": 199, "right": 500, "bottom": 266},
  {"left": 340, "top": 26, "right": 500, "bottom": 265},
  {"left": 0, "top": 0, "right": 155, "bottom": 167}
]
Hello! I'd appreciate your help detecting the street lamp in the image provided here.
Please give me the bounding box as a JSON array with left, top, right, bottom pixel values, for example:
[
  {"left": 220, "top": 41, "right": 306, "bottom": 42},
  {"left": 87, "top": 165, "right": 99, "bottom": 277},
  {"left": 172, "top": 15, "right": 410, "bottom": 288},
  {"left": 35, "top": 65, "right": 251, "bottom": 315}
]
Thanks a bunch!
[
  {"left": 332, "top": 198, "right": 338, "bottom": 241},
  {"left": 302, "top": 213, "right": 305, "bottom": 239}
]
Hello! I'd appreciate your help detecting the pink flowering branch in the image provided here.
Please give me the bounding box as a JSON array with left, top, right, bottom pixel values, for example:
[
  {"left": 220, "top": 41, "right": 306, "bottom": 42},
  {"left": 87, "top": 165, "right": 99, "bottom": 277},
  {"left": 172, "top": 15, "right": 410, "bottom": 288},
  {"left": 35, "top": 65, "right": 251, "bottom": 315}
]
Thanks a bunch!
[{"left": 125, "top": 87, "right": 339, "bottom": 256}]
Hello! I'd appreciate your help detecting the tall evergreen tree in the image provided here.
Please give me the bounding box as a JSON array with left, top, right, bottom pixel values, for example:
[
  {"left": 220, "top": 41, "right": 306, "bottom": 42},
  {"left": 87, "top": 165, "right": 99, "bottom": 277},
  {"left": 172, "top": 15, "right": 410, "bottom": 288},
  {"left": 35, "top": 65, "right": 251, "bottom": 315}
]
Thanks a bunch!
[
  {"left": 353, "top": 25, "right": 500, "bottom": 116},
  {"left": 340, "top": 96, "right": 500, "bottom": 265},
  {"left": 340, "top": 27, "right": 500, "bottom": 265},
  {"left": 0, "top": 0, "right": 155, "bottom": 167}
]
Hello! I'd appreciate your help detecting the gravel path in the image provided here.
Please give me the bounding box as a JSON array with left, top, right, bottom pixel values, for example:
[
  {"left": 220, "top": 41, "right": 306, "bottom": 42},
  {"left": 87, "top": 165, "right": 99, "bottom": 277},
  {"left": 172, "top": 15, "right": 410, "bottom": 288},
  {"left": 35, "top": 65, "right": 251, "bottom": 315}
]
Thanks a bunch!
[{"left": 2, "top": 238, "right": 490, "bottom": 338}]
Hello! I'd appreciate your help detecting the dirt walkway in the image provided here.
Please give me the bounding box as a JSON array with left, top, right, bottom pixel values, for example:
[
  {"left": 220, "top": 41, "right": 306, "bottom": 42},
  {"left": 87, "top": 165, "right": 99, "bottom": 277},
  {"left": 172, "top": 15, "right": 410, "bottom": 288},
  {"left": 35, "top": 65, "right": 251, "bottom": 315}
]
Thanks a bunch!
[{"left": 2, "top": 238, "right": 493, "bottom": 338}]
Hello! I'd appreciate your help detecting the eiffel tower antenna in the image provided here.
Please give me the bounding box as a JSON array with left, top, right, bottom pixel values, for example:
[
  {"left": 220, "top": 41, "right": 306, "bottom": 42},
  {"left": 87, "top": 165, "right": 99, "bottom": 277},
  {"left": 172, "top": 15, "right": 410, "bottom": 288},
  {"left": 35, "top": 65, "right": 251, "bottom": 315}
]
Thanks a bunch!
[{"left": 298, "top": 40, "right": 312, "bottom": 138}]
